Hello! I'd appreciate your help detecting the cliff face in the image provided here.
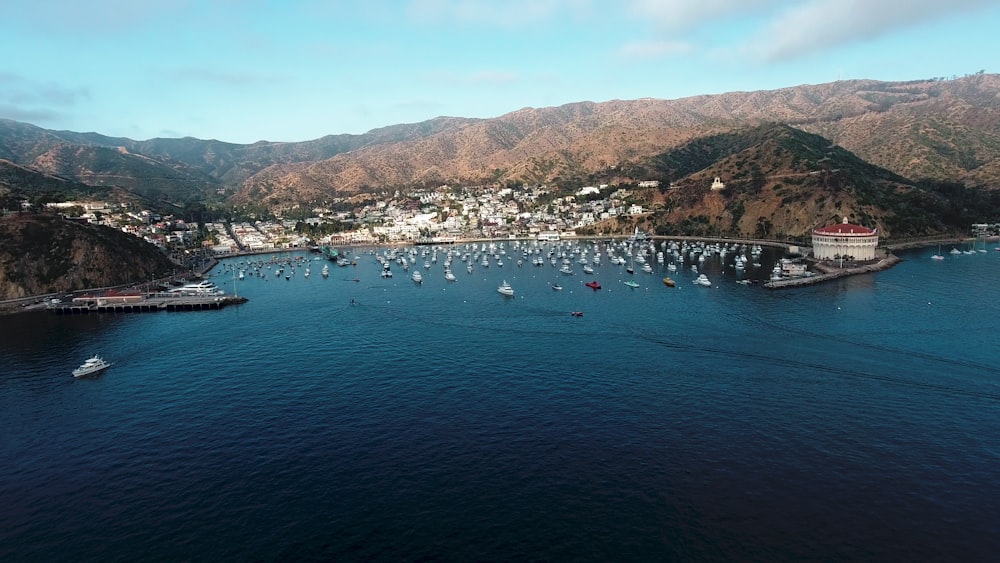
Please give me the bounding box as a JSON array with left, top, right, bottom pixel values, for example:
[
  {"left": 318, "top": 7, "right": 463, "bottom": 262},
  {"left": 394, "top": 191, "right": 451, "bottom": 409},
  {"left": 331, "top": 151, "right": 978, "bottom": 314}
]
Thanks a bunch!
[{"left": 0, "top": 213, "right": 176, "bottom": 300}]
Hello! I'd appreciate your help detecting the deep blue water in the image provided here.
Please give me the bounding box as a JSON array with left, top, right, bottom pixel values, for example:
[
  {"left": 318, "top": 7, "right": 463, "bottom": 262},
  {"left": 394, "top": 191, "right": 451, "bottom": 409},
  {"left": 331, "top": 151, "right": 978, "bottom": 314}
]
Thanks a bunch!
[{"left": 2, "top": 241, "right": 999, "bottom": 561}]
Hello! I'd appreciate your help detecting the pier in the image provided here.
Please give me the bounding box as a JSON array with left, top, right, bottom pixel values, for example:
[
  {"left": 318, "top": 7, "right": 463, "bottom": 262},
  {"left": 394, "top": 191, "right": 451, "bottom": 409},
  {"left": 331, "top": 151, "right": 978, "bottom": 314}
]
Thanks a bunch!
[
  {"left": 48, "top": 294, "right": 248, "bottom": 314},
  {"left": 764, "top": 254, "right": 902, "bottom": 289}
]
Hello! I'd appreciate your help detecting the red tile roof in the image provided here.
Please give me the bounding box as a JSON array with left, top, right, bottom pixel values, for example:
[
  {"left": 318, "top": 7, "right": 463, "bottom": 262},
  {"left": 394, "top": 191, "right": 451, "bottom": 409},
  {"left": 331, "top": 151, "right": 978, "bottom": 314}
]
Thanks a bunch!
[{"left": 814, "top": 222, "right": 876, "bottom": 235}]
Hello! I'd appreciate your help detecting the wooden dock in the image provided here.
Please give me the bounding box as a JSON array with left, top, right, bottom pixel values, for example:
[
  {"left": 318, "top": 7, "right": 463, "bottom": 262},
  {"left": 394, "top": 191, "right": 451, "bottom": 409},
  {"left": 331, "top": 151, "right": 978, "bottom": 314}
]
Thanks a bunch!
[{"left": 48, "top": 294, "right": 248, "bottom": 314}]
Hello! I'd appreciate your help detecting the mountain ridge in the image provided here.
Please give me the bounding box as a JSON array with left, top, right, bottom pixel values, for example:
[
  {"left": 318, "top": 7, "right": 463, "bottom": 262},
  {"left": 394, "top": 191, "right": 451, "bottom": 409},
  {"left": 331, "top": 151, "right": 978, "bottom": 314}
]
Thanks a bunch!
[{"left": 2, "top": 74, "right": 998, "bottom": 234}]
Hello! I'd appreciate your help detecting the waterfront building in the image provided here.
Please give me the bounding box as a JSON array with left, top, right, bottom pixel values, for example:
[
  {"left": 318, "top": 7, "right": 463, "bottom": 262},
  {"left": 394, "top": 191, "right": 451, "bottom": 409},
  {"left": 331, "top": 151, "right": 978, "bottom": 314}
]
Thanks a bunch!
[{"left": 812, "top": 217, "right": 878, "bottom": 260}]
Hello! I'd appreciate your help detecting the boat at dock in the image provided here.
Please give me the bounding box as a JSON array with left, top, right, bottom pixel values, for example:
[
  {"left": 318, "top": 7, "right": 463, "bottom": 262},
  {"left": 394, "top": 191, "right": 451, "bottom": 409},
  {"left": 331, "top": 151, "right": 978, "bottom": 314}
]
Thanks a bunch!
[
  {"left": 168, "top": 280, "right": 224, "bottom": 295},
  {"left": 73, "top": 355, "right": 111, "bottom": 378}
]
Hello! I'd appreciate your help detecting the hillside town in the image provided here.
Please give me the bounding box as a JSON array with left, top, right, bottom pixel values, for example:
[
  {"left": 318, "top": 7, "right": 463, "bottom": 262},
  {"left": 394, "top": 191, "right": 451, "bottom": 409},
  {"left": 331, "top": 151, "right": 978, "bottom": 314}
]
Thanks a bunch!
[{"left": 44, "top": 183, "right": 657, "bottom": 256}]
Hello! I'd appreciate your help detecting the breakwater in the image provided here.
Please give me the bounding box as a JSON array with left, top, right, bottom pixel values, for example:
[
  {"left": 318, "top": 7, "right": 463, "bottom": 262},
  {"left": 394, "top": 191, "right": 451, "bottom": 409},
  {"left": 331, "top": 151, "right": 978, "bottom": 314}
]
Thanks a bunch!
[{"left": 764, "top": 254, "right": 902, "bottom": 289}]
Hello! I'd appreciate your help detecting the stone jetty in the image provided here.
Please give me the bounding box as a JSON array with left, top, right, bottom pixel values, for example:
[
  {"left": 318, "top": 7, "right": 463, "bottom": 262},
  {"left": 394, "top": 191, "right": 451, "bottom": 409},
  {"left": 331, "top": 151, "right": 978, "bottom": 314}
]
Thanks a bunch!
[{"left": 764, "top": 254, "right": 902, "bottom": 289}]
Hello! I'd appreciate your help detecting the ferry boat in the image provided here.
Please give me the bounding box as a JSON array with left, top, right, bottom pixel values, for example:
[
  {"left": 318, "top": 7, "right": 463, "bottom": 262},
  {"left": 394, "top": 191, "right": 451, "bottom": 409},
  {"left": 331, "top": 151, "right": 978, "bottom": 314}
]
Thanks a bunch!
[
  {"left": 73, "top": 355, "right": 111, "bottom": 378},
  {"left": 168, "top": 280, "right": 224, "bottom": 295}
]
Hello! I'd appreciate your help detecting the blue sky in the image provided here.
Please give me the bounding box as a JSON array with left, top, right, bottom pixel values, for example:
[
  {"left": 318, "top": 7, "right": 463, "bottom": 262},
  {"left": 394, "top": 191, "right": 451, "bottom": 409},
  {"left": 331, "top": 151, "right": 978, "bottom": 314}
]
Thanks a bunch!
[{"left": 2, "top": 0, "right": 998, "bottom": 144}]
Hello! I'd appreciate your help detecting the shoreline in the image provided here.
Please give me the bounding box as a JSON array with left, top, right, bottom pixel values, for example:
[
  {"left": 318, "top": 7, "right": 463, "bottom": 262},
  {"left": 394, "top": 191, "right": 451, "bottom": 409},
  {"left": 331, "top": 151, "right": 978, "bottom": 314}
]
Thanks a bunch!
[{"left": 3, "top": 234, "right": 995, "bottom": 313}]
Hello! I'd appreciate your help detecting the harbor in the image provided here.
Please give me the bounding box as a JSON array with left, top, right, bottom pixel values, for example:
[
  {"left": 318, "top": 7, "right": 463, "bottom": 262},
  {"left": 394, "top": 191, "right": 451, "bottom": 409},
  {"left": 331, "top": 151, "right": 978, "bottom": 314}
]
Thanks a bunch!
[{"left": 4, "top": 243, "right": 998, "bottom": 563}]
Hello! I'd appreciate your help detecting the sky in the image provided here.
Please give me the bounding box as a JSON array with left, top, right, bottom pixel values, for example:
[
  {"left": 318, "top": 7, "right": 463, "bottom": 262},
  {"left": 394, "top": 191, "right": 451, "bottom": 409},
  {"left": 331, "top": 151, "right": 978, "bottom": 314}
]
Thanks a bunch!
[{"left": 2, "top": 0, "right": 998, "bottom": 144}]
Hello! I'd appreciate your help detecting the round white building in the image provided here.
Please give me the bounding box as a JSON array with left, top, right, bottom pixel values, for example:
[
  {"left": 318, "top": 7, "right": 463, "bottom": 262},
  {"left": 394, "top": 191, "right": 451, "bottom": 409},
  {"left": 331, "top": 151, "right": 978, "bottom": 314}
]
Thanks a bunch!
[{"left": 812, "top": 218, "right": 878, "bottom": 261}]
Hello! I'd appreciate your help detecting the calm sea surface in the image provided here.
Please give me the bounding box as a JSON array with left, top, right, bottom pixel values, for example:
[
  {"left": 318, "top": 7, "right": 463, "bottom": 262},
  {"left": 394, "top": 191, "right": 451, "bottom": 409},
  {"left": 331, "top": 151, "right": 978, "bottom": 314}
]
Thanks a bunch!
[{"left": 2, "top": 241, "right": 999, "bottom": 561}]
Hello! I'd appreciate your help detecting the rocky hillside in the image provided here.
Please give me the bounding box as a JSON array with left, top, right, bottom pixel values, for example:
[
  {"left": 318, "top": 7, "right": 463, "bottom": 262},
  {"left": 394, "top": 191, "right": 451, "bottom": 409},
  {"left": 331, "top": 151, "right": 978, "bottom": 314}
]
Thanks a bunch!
[
  {"left": 0, "top": 213, "right": 176, "bottom": 300},
  {"left": 608, "top": 123, "right": 993, "bottom": 239}
]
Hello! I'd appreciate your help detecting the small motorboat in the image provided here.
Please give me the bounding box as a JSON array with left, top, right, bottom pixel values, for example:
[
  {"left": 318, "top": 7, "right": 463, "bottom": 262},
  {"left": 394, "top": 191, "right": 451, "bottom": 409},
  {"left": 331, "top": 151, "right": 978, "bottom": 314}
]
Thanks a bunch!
[
  {"left": 585, "top": 281, "right": 601, "bottom": 290},
  {"left": 662, "top": 277, "right": 675, "bottom": 287},
  {"left": 551, "top": 284, "right": 563, "bottom": 290},
  {"left": 570, "top": 311, "right": 584, "bottom": 317},
  {"left": 624, "top": 280, "right": 640, "bottom": 288}
]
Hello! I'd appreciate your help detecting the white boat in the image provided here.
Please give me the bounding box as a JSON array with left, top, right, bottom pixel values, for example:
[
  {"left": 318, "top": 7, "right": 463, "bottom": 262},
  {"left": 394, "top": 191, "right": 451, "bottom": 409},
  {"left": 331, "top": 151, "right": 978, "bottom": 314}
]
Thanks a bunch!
[
  {"left": 693, "top": 274, "right": 712, "bottom": 287},
  {"left": 497, "top": 280, "right": 514, "bottom": 296},
  {"left": 444, "top": 269, "right": 456, "bottom": 282},
  {"left": 411, "top": 271, "right": 423, "bottom": 283},
  {"left": 73, "top": 355, "right": 111, "bottom": 378},
  {"left": 321, "top": 265, "right": 330, "bottom": 277},
  {"left": 931, "top": 244, "right": 945, "bottom": 260},
  {"left": 168, "top": 280, "right": 224, "bottom": 295}
]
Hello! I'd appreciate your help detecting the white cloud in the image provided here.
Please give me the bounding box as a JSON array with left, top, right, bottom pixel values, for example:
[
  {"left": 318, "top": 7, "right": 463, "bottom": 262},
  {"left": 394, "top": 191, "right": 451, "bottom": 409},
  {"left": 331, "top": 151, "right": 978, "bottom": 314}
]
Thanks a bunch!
[
  {"left": 616, "top": 40, "right": 693, "bottom": 60},
  {"left": 0, "top": 74, "right": 89, "bottom": 106},
  {"left": 626, "top": 0, "right": 784, "bottom": 31},
  {"left": 743, "top": 0, "right": 1000, "bottom": 62},
  {"left": 466, "top": 71, "right": 522, "bottom": 84},
  {"left": 425, "top": 69, "right": 523, "bottom": 86},
  {"left": 168, "top": 68, "right": 282, "bottom": 87},
  {"left": 407, "top": 0, "right": 595, "bottom": 26},
  {"left": 5, "top": 0, "right": 190, "bottom": 33}
]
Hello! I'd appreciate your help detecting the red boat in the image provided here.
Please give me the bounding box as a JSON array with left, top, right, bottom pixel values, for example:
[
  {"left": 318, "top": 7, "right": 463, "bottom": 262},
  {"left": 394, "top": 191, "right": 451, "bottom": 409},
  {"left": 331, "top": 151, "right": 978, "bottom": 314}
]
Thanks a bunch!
[
  {"left": 571, "top": 311, "right": 584, "bottom": 317},
  {"left": 585, "top": 281, "right": 601, "bottom": 290}
]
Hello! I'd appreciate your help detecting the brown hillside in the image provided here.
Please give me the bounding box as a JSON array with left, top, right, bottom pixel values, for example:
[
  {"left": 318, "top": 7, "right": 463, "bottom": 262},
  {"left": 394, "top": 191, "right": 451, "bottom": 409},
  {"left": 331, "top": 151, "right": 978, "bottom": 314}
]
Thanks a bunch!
[{"left": 233, "top": 75, "right": 1000, "bottom": 208}]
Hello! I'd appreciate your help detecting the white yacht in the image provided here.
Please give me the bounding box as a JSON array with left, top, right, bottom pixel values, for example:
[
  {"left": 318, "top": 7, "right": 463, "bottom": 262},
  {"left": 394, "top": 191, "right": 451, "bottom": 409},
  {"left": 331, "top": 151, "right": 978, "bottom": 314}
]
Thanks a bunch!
[
  {"left": 497, "top": 280, "right": 514, "bottom": 296},
  {"left": 411, "top": 271, "right": 423, "bottom": 283},
  {"left": 168, "top": 280, "right": 223, "bottom": 295},
  {"left": 693, "top": 274, "right": 712, "bottom": 287},
  {"left": 73, "top": 355, "right": 111, "bottom": 378}
]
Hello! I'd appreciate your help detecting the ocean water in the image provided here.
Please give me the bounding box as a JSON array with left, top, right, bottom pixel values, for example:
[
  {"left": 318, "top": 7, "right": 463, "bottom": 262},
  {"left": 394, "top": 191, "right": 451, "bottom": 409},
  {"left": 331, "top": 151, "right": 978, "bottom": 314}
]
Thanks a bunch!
[{"left": 2, "top": 242, "right": 999, "bottom": 561}]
